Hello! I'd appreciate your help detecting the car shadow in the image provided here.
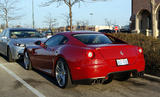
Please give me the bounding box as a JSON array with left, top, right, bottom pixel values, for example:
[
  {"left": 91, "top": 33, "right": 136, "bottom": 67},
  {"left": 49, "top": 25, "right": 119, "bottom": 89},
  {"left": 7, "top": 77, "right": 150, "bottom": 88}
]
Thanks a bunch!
[
  {"left": 32, "top": 69, "right": 59, "bottom": 87},
  {"left": 16, "top": 59, "right": 154, "bottom": 88},
  {"left": 0, "top": 53, "right": 9, "bottom": 62},
  {"left": 16, "top": 60, "right": 59, "bottom": 87}
]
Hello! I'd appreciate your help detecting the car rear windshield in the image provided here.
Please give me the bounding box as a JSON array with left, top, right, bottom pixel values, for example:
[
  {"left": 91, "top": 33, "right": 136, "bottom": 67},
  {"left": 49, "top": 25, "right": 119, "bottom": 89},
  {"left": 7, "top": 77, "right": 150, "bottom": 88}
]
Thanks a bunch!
[
  {"left": 73, "top": 34, "right": 113, "bottom": 45},
  {"left": 10, "top": 30, "right": 42, "bottom": 39}
]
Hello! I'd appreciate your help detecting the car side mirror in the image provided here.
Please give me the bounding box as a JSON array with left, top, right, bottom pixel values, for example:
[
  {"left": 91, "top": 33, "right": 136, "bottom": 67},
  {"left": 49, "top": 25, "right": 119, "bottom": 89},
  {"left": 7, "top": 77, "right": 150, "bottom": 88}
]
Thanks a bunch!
[
  {"left": 35, "top": 40, "right": 46, "bottom": 48},
  {"left": 40, "top": 43, "right": 46, "bottom": 48},
  {"left": 35, "top": 40, "right": 42, "bottom": 45}
]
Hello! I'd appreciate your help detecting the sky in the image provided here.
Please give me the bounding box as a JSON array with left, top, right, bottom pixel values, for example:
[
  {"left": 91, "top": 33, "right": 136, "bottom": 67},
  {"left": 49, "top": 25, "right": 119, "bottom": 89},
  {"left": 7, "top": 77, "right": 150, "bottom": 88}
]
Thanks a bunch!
[{"left": 10, "top": 0, "right": 131, "bottom": 28}]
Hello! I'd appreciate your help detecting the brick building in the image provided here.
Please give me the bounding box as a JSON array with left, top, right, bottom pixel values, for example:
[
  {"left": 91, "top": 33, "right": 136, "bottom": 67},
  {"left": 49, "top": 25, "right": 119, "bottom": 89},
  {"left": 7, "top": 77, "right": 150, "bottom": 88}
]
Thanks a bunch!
[{"left": 130, "top": 0, "right": 160, "bottom": 38}]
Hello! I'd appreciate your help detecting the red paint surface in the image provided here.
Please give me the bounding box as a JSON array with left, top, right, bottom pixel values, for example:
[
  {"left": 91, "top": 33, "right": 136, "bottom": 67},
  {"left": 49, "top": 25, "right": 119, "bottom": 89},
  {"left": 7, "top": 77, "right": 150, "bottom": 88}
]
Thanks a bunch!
[{"left": 26, "top": 31, "right": 145, "bottom": 81}]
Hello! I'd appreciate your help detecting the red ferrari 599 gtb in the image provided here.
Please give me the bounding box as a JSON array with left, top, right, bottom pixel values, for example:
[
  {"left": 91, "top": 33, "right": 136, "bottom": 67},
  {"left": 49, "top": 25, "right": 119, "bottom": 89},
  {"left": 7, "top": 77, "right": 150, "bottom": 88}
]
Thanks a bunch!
[{"left": 24, "top": 31, "right": 145, "bottom": 88}]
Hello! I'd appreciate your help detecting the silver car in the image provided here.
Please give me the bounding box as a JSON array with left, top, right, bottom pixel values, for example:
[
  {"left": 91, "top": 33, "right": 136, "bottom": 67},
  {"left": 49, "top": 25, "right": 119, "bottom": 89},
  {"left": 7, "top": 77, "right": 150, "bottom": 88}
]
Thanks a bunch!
[{"left": 0, "top": 28, "right": 46, "bottom": 62}]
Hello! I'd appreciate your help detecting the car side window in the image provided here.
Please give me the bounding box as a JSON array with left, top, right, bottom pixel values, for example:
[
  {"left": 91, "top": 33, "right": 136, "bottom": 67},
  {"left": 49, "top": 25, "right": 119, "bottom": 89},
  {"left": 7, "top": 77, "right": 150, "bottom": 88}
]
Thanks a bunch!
[
  {"left": 4, "top": 30, "right": 9, "bottom": 38},
  {"left": 45, "top": 35, "right": 66, "bottom": 47},
  {"left": 59, "top": 37, "right": 68, "bottom": 45}
]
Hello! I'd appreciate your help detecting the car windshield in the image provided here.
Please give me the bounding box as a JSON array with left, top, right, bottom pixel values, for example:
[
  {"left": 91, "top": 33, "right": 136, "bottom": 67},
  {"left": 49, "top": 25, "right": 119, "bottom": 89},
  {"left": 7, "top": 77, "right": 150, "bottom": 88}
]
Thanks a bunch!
[
  {"left": 10, "top": 30, "right": 42, "bottom": 39},
  {"left": 73, "top": 34, "right": 113, "bottom": 45}
]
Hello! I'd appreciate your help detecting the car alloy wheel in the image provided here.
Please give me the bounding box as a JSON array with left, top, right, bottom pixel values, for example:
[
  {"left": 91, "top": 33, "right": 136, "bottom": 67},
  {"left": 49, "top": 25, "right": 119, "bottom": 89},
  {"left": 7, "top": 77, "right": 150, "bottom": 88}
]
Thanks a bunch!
[
  {"left": 24, "top": 52, "right": 31, "bottom": 70},
  {"left": 55, "top": 60, "right": 67, "bottom": 87}
]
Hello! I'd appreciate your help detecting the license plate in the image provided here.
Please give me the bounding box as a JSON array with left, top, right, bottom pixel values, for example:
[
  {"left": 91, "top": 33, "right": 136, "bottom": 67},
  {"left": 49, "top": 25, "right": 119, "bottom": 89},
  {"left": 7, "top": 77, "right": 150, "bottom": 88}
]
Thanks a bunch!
[{"left": 116, "top": 59, "right": 128, "bottom": 66}]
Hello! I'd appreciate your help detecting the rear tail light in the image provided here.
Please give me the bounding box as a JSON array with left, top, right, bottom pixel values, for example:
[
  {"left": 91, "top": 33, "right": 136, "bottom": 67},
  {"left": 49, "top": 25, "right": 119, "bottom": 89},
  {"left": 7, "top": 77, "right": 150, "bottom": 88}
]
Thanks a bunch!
[
  {"left": 138, "top": 48, "right": 143, "bottom": 54},
  {"left": 87, "top": 51, "right": 94, "bottom": 58}
]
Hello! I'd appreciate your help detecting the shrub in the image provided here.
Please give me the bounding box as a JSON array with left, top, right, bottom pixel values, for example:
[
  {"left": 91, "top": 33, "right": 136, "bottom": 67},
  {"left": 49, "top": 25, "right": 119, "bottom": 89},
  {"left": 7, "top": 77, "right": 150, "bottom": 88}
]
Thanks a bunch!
[{"left": 111, "top": 33, "right": 160, "bottom": 76}]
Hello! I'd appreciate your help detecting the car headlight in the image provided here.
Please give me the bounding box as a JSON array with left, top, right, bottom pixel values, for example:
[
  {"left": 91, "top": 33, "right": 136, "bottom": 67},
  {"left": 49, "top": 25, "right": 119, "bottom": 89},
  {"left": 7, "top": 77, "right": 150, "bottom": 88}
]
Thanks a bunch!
[{"left": 14, "top": 43, "right": 25, "bottom": 47}]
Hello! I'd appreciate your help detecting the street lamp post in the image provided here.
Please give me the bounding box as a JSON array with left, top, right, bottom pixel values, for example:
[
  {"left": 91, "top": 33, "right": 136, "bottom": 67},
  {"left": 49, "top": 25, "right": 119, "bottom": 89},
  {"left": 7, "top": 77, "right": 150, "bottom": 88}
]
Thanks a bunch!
[
  {"left": 89, "top": 13, "right": 93, "bottom": 26},
  {"left": 32, "top": 0, "right": 35, "bottom": 29}
]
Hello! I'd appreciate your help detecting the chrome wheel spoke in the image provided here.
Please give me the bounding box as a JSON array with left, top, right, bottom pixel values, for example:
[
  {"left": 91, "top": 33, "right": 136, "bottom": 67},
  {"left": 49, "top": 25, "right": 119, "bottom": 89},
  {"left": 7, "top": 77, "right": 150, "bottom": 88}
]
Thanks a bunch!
[
  {"left": 61, "top": 74, "right": 65, "bottom": 84},
  {"left": 56, "top": 61, "right": 66, "bottom": 87},
  {"left": 56, "top": 65, "right": 61, "bottom": 72},
  {"left": 25, "top": 52, "right": 28, "bottom": 58},
  {"left": 24, "top": 52, "right": 29, "bottom": 69},
  {"left": 57, "top": 75, "right": 61, "bottom": 83}
]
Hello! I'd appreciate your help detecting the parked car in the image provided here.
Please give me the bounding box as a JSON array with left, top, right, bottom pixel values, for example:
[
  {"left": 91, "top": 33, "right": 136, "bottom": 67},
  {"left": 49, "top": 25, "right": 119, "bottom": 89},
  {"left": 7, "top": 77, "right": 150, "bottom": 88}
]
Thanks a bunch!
[
  {"left": 42, "top": 29, "right": 54, "bottom": 38},
  {"left": 98, "top": 29, "right": 115, "bottom": 33},
  {"left": 0, "top": 28, "right": 46, "bottom": 62},
  {"left": 120, "top": 28, "right": 131, "bottom": 33},
  {"left": 24, "top": 31, "right": 145, "bottom": 88},
  {"left": 120, "top": 25, "right": 131, "bottom": 33}
]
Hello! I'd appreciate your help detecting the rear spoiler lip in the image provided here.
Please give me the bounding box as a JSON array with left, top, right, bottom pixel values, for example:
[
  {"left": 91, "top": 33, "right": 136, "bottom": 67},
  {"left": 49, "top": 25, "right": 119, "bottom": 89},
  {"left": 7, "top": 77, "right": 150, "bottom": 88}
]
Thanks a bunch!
[{"left": 87, "top": 44, "right": 134, "bottom": 50}]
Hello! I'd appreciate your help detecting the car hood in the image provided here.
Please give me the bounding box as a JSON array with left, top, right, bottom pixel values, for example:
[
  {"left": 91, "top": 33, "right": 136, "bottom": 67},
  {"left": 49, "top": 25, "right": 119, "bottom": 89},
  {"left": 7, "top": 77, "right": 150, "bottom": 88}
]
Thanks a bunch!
[{"left": 11, "top": 38, "right": 47, "bottom": 45}]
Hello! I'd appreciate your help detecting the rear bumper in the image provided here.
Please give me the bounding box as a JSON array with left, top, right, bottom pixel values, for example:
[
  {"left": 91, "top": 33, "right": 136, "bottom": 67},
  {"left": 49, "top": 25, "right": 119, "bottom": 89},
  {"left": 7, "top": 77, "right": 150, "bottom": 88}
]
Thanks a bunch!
[
  {"left": 73, "top": 70, "right": 144, "bottom": 84},
  {"left": 70, "top": 58, "right": 145, "bottom": 81}
]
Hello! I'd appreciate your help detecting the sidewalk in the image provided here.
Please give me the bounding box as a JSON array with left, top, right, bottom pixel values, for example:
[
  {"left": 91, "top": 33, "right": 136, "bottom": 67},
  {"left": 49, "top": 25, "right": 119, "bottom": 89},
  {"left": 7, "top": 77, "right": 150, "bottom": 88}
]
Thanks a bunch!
[{"left": 143, "top": 74, "right": 160, "bottom": 82}]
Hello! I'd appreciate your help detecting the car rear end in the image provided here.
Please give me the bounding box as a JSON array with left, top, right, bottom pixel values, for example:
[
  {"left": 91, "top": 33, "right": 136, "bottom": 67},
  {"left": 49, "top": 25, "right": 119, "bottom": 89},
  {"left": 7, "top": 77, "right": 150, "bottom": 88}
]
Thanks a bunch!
[{"left": 69, "top": 32, "right": 145, "bottom": 84}]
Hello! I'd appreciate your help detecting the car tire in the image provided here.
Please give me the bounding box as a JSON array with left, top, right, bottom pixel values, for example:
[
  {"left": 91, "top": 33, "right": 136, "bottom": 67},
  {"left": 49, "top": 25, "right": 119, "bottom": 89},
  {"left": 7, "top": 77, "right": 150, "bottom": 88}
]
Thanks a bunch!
[
  {"left": 115, "top": 72, "right": 130, "bottom": 81},
  {"left": 102, "top": 76, "right": 113, "bottom": 84},
  {"left": 24, "top": 51, "right": 32, "bottom": 70},
  {"left": 55, "top": 58, "right": 73, "bottom": 88},
  {"left": 7, "top": 48, "right": 15, "bottom": 62}
]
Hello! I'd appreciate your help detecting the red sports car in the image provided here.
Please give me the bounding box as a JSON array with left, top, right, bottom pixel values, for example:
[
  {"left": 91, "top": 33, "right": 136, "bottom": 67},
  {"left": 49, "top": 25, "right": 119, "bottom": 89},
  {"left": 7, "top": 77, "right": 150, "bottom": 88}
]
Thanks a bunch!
[{"left": 24, "top": 31, "right": 145, "bottom": 88}]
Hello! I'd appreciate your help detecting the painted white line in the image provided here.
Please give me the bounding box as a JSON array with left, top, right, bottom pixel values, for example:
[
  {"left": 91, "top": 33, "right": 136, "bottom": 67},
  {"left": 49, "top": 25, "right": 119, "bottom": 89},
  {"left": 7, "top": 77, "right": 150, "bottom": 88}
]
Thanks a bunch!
[{"left": 0, "top": 64, "right": 46, "bottom": 97}]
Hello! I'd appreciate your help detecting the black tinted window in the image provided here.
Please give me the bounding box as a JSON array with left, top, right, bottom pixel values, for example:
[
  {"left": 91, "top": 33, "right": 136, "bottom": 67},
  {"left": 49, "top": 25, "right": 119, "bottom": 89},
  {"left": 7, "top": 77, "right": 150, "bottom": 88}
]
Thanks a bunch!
[
  {"left": 4, "top": 30, "right": 9, "bottom": 37},
  {"left": 10, "top": 30, "right": 42, "bottom": 38},
  {"left": 73, "top": 34, "right": 112, "bottom": 45},
  {"left": 45, "top": 35, "right": 67, "bottom": 47},
  {"left": 59, "top": 37, "right": 68, "bottom": 45}
]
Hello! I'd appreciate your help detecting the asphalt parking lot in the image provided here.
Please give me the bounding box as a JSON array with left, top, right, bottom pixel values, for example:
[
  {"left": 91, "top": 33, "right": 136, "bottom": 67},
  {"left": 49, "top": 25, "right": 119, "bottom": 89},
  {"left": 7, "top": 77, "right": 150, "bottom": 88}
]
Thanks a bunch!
[{"left": 0, "top": 55, "right": 160, "bottom": 97}]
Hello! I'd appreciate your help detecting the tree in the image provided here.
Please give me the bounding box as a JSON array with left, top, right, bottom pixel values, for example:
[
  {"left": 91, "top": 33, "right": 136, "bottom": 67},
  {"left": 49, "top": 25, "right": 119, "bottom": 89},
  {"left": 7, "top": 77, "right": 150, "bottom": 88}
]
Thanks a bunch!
[
  {"left": 151, "top": 0, "right": 157, "bottom": 38},
  {"left": 76, "top": 20, "right": 89, "bottom": 30},
  {"left": 42, "top": 0, "right": 108, "bottom": 31},
  {"left": 44, "top": 13, "right": 57, "bottom": 29},
  {"left": 105, "top": 18, "right": 112, "bottom": 26},
  {"left": 43, "top": 0, "right": 85, "bottom": 31},
  {"left": 62, "top": 13, "right": 70, "bottom": 27},
  {"left": 0, "top": 0, "right": 21, "bottom": 28},
  {"left": 81, "top": 20, "right": 89, "bottom": 27}
]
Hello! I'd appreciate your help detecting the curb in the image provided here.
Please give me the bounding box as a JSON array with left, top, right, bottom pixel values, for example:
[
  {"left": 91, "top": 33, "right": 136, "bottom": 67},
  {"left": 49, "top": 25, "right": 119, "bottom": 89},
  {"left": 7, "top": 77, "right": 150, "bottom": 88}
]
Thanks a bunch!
[{"left": 143, "top": 74, "right": 160, "bottom": 82}]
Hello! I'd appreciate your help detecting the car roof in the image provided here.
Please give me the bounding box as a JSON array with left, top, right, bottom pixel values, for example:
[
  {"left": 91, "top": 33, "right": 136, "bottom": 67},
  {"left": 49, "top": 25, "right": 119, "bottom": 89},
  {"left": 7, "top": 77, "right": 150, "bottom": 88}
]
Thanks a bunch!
[{"left": 6, "top": 28, "right": 37, "bottom": 31}]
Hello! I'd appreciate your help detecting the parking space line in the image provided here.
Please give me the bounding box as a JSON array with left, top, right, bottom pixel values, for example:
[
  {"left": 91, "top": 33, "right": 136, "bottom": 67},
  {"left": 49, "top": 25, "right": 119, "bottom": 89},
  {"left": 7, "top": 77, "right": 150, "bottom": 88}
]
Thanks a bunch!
[{"left": 0, "top": 64, "right": 46, "bottom": 97}]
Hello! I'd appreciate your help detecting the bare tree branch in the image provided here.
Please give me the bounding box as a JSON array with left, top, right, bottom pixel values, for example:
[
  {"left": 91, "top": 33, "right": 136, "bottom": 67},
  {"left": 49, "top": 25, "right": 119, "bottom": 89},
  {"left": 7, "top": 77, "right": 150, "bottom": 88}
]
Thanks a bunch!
[
  {"left": 42, "top": 0, "right": 108, "bottom": 31},
  {"left": 0, "top": 0, "right": 22, "bottom": 28},
  {"left": 44, "top": 13, "right": 57, "bottom": 29},
  {"left": 42, "top": 0, "right": 84, "bottom": 31},
  {"left": 62, "top": 13, "right": 70, "bottom": 26},
  {"left": 64, "top": 0, "right": 70, "bottom": 7}
]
